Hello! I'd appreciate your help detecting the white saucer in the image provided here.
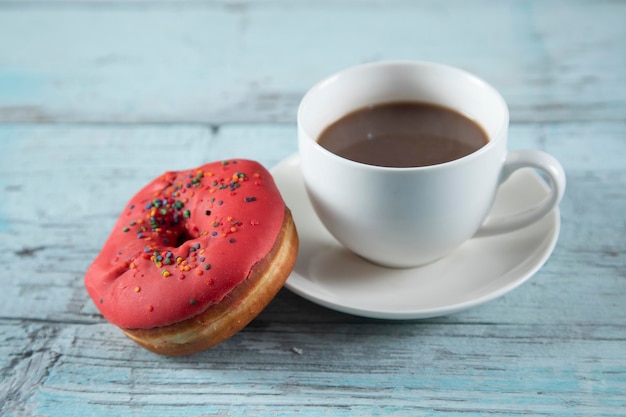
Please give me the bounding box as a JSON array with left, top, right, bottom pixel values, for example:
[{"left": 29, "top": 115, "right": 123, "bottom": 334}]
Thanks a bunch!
[{"left": 271, "top": 154, "right": 560, "bottom": 320}]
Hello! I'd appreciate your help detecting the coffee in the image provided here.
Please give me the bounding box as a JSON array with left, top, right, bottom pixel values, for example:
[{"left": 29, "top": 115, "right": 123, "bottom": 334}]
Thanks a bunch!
[{"left": 317, "top": 102, "right": 489, "bottom": 168}]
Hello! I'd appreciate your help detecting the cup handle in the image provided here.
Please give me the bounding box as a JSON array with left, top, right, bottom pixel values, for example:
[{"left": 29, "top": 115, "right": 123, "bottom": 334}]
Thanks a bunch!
[{"left": 474, "top": 150, "right": 566, "bottom": 237}]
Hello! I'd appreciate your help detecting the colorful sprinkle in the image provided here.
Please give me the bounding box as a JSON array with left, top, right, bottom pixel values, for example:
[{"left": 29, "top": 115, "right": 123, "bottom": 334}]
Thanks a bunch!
[{"left": 110, "top": 163, "right": 274, "bottom": 311}]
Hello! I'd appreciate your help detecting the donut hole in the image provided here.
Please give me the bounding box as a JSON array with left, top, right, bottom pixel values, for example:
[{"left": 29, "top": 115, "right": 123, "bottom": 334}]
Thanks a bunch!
[{"left": 175, "top": 229, "right": 196, "bottom": 248}]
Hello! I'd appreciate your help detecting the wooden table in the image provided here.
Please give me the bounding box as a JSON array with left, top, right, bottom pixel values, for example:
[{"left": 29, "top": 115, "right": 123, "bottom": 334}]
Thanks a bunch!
[{"left": 1, "top": 1, "right": 624, "bottom": 415}]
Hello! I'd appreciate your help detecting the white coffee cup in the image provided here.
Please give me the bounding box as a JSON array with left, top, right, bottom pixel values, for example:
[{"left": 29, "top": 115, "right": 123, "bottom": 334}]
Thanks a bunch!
[{"left": 298, "top": 61, "right": 565, "bottom": 268}]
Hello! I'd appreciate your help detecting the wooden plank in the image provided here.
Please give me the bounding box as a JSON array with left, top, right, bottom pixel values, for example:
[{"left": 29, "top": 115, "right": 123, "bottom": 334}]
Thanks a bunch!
[
  {"left": 0, "top": 122, "right": 624, "bottom": 327},
  {"left": 1, "top": 315, "right": 624, "bottom": 416},
  {"left": 0, "top": 120, "right": 624, "bottom": 415},
  {"left": 1, "top": 0, "right": 625, "bottom": 123}
]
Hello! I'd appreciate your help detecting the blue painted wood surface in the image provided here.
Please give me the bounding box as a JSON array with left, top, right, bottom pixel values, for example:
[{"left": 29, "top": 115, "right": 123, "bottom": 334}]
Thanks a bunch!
[{"left": 0, "top": 1, "right": 625, "bottom": 416}]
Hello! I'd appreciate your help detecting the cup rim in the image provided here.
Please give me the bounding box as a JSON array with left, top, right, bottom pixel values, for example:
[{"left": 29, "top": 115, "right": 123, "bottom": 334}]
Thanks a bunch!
[{"left": 297, "top": 60, "right": 510, "bottom": 172}]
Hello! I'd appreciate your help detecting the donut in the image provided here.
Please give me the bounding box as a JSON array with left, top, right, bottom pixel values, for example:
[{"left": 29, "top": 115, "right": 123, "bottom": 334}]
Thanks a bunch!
[{"left": 84, "top": 159, "right": 298, "bottom": 356}]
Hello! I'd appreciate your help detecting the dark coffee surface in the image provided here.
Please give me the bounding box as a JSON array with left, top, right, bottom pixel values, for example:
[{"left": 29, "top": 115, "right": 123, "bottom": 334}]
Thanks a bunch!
[{"left": 317, "top": 102, "right": 488, "bottom": 167}]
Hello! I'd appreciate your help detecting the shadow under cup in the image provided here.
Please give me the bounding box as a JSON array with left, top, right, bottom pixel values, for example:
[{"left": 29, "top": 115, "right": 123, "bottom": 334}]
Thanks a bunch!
[{"left": 297, "top": 61, "right": 555, "bottom": 268}]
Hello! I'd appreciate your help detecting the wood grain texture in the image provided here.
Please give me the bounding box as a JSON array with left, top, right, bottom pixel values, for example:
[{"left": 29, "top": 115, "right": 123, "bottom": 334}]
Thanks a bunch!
[
  {"left": 0, "top": 0, "right": 625, "bottom": 124},
  {"left": 1, "top": 0, "right": 625, "bottom": 416},
  {"left": 1, "top": 123, "right": 625, "bottom": 416}
]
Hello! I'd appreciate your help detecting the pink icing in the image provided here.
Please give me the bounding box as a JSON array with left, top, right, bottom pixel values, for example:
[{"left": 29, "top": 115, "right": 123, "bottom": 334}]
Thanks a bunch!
[{"left": 84, "top": 160, "right": 286, "bottom": 329}]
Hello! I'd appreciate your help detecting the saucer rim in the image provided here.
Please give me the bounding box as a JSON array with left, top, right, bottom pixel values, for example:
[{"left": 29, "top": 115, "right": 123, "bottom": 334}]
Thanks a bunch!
[{"left": 272, "top": 153, "right": 561, "bottom": 320}]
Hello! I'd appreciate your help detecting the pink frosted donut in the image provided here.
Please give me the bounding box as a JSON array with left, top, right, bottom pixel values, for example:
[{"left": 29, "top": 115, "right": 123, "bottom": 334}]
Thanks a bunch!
[{"left": 85, "top": 159, "right": 298, "bottom": 355}]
